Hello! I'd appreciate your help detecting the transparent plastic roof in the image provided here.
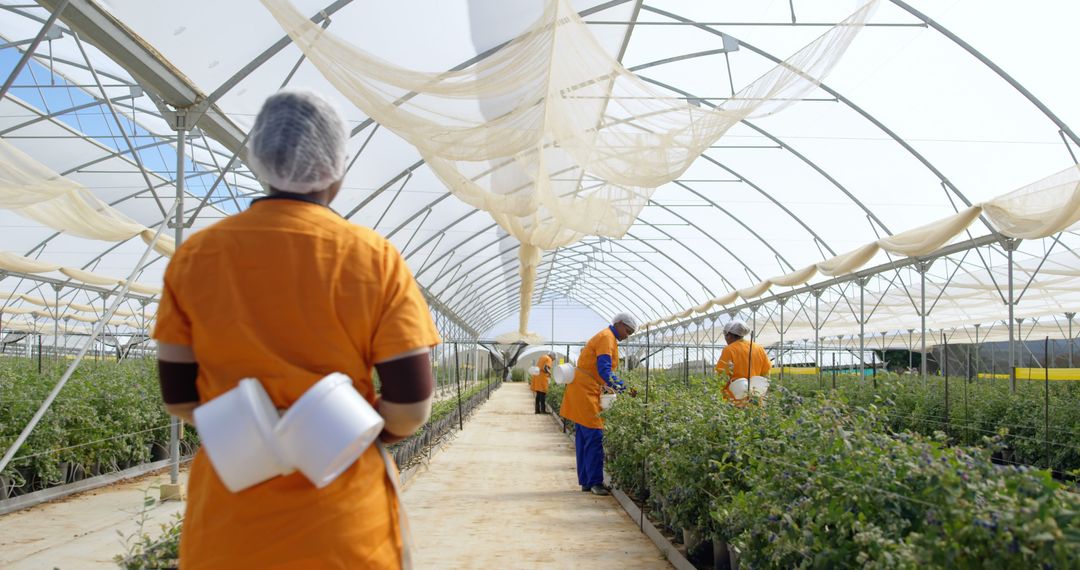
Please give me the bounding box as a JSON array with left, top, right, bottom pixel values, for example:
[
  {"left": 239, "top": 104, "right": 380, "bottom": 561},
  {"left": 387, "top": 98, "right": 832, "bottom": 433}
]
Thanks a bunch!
[{"left": 0, "top": 0, "right": 1077, "bottom": 343}]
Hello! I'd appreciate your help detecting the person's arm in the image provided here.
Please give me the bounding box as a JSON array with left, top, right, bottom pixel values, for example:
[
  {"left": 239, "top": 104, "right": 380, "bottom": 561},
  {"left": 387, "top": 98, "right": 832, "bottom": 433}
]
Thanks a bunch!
[
  {"left": 715, "top": 347, "right": 734, "bottom": 380},
  {"left": 596, "top": 354, "right": 624, "bottom": 392},
  {"left": 374, "top": 347, "right": 434, "bottom": 444},
  {"left": 158, "top": 343, "right": 198, "bottom": 424}
]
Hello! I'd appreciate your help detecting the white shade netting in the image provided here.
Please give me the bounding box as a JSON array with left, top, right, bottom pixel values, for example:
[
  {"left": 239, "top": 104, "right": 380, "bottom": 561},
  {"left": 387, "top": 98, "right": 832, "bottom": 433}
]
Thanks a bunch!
[
  {"left": 642, "top": 164, "right": 1080, "bottom": 329},
  {"left": 261, "top": 0, "right": 879, "bottom": 340},
  {"left": 0, "top": 139, "right": 175, "bottom": 257}
]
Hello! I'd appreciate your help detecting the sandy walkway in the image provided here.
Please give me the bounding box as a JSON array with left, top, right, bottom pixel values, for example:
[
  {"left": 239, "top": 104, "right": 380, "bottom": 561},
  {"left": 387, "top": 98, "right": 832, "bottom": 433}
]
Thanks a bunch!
[
  {"left": 402, "top": 382, "right": 670, "bottom": 569},
  {"left": 0, "top": 468, "right": 189, "bottom": 569},
  {"left": 0, "top": 382, "right": 668, "bottom": 569}
]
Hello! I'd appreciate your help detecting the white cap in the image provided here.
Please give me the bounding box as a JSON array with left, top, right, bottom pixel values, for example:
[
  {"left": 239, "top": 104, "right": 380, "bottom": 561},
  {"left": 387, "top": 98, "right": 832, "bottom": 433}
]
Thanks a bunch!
[
  {"left": 612, "top": 312, "right": 638, "bottom": 331},
  {"left": 723, "top": 319, "right": 750, "bottom": 338},
  {"left": 247, "top": 88, "right": 348, "bottom": 194}
]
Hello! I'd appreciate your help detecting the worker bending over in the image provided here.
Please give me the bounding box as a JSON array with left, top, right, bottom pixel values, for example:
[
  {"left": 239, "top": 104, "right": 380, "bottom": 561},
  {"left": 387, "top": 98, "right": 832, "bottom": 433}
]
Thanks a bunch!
[{"left": 560, "top": 313, "right": 636, "bottom": 495}]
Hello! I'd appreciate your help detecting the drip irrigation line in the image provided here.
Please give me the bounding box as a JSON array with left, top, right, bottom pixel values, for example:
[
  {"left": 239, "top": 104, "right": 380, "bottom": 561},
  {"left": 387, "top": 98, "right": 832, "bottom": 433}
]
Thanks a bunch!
[{"left": 9, "top": 423, "right": 173, "bottom": 462}]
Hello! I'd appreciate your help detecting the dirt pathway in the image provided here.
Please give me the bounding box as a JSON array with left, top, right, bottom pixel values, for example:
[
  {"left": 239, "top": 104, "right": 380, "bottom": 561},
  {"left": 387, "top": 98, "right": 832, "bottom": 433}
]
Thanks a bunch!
[{"left": 402, "top": 382, "right": 670, "bottom": 569}]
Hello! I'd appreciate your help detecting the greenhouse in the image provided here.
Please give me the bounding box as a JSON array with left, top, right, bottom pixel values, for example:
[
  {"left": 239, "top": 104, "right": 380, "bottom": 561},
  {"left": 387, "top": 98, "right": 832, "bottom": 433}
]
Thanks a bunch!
[{"left": 0, "top": 0, "right": 1078, "bottom": 568}]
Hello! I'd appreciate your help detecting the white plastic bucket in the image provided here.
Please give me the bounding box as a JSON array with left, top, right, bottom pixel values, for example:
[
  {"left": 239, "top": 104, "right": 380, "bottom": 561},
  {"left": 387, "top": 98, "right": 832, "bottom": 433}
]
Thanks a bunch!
[
  {"left": 553, "top": 363, "right": 575, "bottom": 384},
  {"left": 274, "top": 373, "right": 385, "bottom": 489},
  {"left": 193, "top": 378, "right": 292, "bottom": 493},
  {"left": 749, "top": 376, "right": 770, "bottom": 397},
  {"left": 600, "top": 393, "right": 617, "bottom": 410},
  {"left": 728, "top": 377, "right": 749, "bottom": 400},
  {"left": 528, "top": 366, "right": 540, "bottom": 377}
]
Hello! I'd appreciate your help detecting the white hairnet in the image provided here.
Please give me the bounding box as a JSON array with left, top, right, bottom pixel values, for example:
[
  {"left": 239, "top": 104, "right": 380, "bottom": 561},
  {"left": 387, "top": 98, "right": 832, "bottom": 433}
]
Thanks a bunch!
[
  {"left": 723, "top": 320, "right": 750, "bottom": 338},
  {"left": 247, "top": 89, "right": 348, "bottom": 194},
  {"left": 612, "top": 312, "right": 638, "bottom": 330}
]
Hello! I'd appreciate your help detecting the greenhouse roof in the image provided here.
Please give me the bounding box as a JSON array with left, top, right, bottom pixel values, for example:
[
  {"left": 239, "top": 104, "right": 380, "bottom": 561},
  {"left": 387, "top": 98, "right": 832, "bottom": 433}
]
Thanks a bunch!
[{"left": 0, "top": 0, "right": 1078, "bottom": 345}]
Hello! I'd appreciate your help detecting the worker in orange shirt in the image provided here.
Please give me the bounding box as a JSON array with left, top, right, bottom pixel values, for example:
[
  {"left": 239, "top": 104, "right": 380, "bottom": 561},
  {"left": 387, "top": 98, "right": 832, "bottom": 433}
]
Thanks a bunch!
[
  {"left": 531, "top": 352, "right": 554, "bottom": 414},
  {"left": 715, "top": 319, "right": 771, "bottom": 403},
  {"left": 154, "top": 89, "right": 439, "bottom": 569},
  {"left": 559, "top": 313, "right": 635, "bottom": 495}
]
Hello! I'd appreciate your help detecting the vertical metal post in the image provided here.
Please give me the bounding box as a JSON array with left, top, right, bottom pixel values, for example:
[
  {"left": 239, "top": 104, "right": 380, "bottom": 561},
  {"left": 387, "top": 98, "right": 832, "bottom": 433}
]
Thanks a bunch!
[
  {"left": 51, "top": 285, "right": 59, "bottom": 361},
  {"left": 943, "top": 331, "right": 949, "bottom": 434},
  {"left": 640, "top": 326, "right": 651, "bottom": 530},
  {"left": 858, "top": 277, "right": 866, "bottom": 380},
  {"left": 831, "top": 352, "right": 836, "bottom": 389},
  {"left": 683, "top": 344, "right": 689, "bottom": 388},
  {"left": 920, "top": 261, "right": 929, "bottom": 383},
  {"left": 454, "top": 342, "right": 463, "bottom": 430},
  {"left": 1067, "top": 312, "right": 1075, "bottom": 368},
  {"left": 1044, "top": 337, "right": 1051, "bottom": 470},
  {"left": 1007, "top": 241, "right": 1017, "bottom": 392},
  {"left": 814, "top": 290, "right": 821, "bottom": 388},
  {"left": 168, "top": 123, "right": 187, "bottom": 486},
  {"left": 907, "top": 329, "right": 914, "bottom": 373},
  {"left": 779, "top": 299, "right": 785, "bottom": 382},
  {"left": 973, "top": 323, "right": 981, "bottom": 379}
]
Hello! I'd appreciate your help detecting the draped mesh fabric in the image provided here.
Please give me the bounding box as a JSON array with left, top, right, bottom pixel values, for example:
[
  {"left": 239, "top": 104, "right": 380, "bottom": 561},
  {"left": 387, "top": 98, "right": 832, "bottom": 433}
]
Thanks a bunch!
[{"left": 262, "top": 0, "right": 879, "bottom": 339}]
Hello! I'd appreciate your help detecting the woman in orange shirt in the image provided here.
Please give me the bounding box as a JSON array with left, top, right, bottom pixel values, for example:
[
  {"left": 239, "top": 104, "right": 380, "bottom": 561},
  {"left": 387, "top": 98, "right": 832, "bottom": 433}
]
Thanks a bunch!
[
  {"left": 714, "top": 319, "right": 772, "bottom": 403},
  {"left": 154, "top": 89, "right": 440, "bottom": 569}
]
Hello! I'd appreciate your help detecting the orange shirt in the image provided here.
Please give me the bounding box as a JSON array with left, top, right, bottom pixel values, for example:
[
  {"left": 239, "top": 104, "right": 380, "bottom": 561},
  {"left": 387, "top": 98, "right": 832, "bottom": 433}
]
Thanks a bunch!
[
  {"left": 153, "top": 197, "right": 440, "bottom": 569},
  {"left": 531, "top": 354, "right": 553, "bottom": 393},
  {"left": 715, "top": 339, "right": 772, "bottom": 401},
  {"left": 560, "top": 327, "right": 618, "bottom": 429}
]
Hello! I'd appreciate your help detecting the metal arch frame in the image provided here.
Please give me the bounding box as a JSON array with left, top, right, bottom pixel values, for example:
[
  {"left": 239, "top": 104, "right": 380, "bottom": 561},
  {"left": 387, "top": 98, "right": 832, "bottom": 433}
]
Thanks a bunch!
[
  {"left": 27, "top": 1, "right": 1080, "bottom": 334},
  {"left": 437, "top": 233, "right": 695, "bottom": 319},
  {"left": 630, "top": 72, "right": 893, "bottom": 237},
  {"left": 450, "top": 245, "right": 670, "bottom": 328},
  {"left": 481, "top": 245, "right": 669, "bottom": 324},
  {"left": 639, "top": 4, "right": 1002, "bottom": 237},
  {"left": 466, "top": 269, "right": 644, "bottom": 330},
  {"left": 438, "top": 239, "right": 670, "bottom": 323},
  {"left": 399, "top": 198, "right": 706, "bottom": 315},
  {"left": 472, "top": 274, "right": 631, "bottom": 328},
  {"left": 887, "top": 0, "right": 1078, "bottom": 150}
]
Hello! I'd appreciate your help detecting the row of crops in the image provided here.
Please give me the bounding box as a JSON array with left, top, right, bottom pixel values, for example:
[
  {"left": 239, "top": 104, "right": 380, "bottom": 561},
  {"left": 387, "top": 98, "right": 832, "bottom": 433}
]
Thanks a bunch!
[
  {"left": 0, "top": 357, "right": 198, "bottom": 499},
  {"left": 597, "top": 371, "right": 1080, "bottom": 568},
  {"left": 0, "top": 354, "right": 491, "bottom": 501}
]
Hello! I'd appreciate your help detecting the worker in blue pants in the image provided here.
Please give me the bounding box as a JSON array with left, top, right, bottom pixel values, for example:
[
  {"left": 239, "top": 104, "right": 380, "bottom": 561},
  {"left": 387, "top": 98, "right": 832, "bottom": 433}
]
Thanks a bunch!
[{"left": 559, "top": 313, "right": 636, "bottom": 495}]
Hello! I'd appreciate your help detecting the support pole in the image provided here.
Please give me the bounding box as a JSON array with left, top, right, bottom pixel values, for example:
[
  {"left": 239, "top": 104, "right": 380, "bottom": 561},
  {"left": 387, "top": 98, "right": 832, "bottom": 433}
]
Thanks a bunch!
[
  {"left": 943, "top": 331, "right": 949, "bottom": 434},
  {"left": 1044, "top": 337, "right": 1051, "bottom": 470},
  {"left": 919, "top": 261, "right": 931, "bottom": 383},
  {"left": 454, "top": 342, "right": 463, "bottom": 431},
  {"left": 973, "top": 323, "right": 981, "bottom": 378},
  {"left": 1006, "top": 240, "right": 1017, "bottom": 393},
  {"left": 858, "top": 277, "right": 867, "bottom": 380},
  {"left": 814, "top": 290, "right": 822, "bottom": 388},
  {"left": 167, "top": 123, "right": 187, "bottom": 491},
  {"left": 779, "top": 299, "right": 785, "bottom": 382},
  {"left": 1067, "top": 312, "right": 1075, "bottom": 368}
]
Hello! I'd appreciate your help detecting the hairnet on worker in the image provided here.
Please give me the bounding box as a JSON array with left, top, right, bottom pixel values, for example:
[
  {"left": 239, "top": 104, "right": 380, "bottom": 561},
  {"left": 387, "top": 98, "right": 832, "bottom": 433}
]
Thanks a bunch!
[
  {"left": 723, "top": 319, "right": 751, "bottom": 338},
  {"left": 247, "top": 88, "right": 348, "bottom": 194},
  {"left": 612, "top": 312, "right": 638, "bottom": 332}
]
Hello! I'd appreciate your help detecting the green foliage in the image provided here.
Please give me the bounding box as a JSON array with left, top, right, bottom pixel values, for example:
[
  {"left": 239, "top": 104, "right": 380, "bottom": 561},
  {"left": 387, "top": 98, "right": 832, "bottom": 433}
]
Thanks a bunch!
[
  {"left": 604, "top": 370, "right": 1080, "bottom": 568},
  {"left": 0, "top": 357, "right": 188, "bottom": 493},
  {"left": 777, "top": 372, "right": 1080, "bottom": 474},
  {"left": 114, "top": 486, "right": 181, "bottom": 570}
]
